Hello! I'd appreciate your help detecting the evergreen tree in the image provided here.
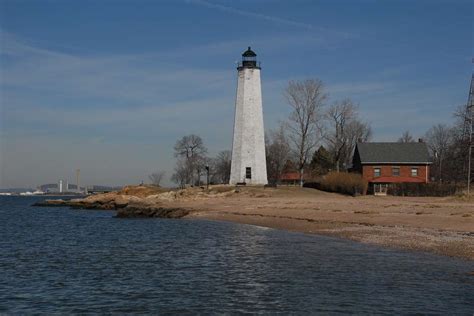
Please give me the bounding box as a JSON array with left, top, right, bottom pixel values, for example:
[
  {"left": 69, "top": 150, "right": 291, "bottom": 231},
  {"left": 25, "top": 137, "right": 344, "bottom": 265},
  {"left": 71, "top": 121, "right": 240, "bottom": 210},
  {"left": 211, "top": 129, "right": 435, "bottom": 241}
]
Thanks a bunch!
[{"left": 309, "top": 146, "right": 334, "bottom": 176}]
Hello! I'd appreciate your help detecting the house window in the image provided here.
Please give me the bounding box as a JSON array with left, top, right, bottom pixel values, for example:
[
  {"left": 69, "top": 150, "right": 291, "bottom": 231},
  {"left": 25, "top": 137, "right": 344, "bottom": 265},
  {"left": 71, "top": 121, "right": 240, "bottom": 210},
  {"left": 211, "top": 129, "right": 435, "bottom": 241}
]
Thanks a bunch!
[
  {"left": 392, "top": 167, "right": 400, "bottom": 176},
  {"left": 246, "top": 167, "right": 252, "bottom": 179},
  {"left": 411, "top": 168, "right": 418, "bottom": 177},
  {"left": 374, "top": 167, "right": 381, "bottom": 177}
]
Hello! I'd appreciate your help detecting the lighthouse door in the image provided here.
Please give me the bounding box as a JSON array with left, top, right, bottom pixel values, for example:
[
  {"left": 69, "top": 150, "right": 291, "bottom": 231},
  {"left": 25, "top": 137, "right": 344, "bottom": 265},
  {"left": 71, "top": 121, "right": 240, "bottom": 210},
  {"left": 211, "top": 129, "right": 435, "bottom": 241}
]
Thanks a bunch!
[{"left": 245, "top": 167, "right": 252, "bottom": 179}]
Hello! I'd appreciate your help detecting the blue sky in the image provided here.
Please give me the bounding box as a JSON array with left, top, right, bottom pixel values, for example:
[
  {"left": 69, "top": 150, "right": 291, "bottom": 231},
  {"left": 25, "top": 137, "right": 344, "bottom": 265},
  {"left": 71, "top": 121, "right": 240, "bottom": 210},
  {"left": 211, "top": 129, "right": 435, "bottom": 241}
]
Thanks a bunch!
[{"left": 1, "top": 0, "right": 472, "bottom": 188}]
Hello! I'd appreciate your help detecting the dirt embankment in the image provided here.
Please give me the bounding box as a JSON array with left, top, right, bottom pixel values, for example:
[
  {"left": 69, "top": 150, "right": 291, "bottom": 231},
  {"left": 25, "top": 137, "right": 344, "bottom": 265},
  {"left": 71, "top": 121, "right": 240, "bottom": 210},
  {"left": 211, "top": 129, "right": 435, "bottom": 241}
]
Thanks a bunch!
[{"left": 34, "top": 185, "right": 474, "bottom": 260}]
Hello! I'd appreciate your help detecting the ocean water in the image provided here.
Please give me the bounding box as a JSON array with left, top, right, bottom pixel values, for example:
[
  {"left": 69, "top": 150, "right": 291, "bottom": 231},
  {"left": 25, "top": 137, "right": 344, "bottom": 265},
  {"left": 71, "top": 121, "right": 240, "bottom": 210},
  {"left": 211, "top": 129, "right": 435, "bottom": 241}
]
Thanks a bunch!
[{"left": 0, "top": 196, "right": 473, "bottom": 314}]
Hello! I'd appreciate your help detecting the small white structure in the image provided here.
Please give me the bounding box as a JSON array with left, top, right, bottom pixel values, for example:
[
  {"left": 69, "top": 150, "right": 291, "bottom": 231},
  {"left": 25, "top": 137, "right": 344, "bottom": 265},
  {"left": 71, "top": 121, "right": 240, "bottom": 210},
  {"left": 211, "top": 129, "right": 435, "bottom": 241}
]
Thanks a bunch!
[
  {"left": 229, "top": 47, "right": 268, "bottom": 185},
  {"left": 58, "top": 180, "right": 63, "bottom": 193},
  {"left": 76, "top": 169, "right": 81, "bottom": 194}
]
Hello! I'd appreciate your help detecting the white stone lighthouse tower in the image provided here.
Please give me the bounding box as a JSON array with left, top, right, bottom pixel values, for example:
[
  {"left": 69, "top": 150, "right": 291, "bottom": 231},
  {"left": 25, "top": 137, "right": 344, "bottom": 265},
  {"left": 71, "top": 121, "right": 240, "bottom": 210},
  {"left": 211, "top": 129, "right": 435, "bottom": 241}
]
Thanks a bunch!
[{"left": 229, "top": 47, "right": 268, "bottom": 185}]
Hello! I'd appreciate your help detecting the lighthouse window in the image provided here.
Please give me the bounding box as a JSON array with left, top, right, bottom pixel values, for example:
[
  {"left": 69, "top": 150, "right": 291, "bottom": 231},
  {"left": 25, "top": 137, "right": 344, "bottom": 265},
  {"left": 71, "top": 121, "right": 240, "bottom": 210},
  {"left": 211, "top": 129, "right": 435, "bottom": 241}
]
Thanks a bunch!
[{"left": 246, "top": 167, "right": 252, "bottom": 179}]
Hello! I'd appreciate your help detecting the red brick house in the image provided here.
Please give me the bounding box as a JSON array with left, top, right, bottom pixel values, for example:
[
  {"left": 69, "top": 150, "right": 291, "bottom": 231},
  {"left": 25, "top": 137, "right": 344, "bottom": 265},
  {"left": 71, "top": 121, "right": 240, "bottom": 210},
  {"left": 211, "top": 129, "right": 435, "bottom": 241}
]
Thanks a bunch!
[
  {"left": 279, "top": 172, "right": 314, "bottom": 185},
  {"left": 352, "top": 142, "right": 432, "bottom": 195},
  {"left": 279, "top": 172, "right": 301, "bottom": 185}
]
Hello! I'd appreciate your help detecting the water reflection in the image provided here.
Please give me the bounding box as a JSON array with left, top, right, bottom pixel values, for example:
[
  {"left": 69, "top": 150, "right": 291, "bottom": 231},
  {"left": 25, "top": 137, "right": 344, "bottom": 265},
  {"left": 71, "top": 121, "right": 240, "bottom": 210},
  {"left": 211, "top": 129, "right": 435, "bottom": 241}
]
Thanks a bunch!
[{"left": 0, "top": 196, "right": 473, "bottom": 314}]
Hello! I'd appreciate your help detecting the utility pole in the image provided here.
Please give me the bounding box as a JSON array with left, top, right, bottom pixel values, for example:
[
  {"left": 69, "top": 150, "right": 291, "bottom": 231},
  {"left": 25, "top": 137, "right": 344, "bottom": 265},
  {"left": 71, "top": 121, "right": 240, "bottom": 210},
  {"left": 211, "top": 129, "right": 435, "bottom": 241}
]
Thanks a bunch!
[
  {"left": 467, "top": 74, "right": 473, "bottom": 196},
  {"left": 205, "top": 165, "right": 210, "bottom": 190},
  {"left": 468, "top": 111, "right": 472, "bottom": 195},
  {"left": 76, "top": 169, "right": 81, "bottom": 194}
]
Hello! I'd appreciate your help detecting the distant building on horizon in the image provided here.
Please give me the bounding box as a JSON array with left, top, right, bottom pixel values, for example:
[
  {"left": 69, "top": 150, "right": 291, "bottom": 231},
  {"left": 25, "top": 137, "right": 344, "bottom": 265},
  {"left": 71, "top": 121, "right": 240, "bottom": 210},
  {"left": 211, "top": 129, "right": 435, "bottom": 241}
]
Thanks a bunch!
[
  {"left": 229, "top": 47, "right": 268, "bottom": 185},
  {"left": 38, "top": 182, "right": 82, "bottom": 193},
  {"left": 38, "top": 182, "right": 119, "bottom": 194}
]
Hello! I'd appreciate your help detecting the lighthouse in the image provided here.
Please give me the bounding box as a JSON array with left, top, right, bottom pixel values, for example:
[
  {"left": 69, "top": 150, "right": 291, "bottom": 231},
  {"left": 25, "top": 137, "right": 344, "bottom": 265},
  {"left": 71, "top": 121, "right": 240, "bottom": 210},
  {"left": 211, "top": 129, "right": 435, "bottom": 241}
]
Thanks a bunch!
[{"left": 229, "top": 47, "right": 268, "bottom": 185}]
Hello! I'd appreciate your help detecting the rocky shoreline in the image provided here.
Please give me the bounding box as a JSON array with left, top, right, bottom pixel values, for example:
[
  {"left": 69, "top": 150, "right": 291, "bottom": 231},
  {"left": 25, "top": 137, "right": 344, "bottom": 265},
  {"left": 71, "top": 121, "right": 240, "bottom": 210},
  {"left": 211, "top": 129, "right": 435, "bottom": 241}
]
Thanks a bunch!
[
  {"left": 33, "top": 199, "right": 190, "bottom": 218},
  {"left": 32, "top": 185, "right": 231, "bottom": 218}
]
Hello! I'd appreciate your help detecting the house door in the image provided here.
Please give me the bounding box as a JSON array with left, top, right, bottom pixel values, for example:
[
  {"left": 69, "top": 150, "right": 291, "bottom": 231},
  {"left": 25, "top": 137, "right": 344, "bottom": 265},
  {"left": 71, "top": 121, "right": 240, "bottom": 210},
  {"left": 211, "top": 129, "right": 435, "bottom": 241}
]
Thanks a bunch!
[{"left": 374, "top": 184, "right": 388, "bottom": 196}]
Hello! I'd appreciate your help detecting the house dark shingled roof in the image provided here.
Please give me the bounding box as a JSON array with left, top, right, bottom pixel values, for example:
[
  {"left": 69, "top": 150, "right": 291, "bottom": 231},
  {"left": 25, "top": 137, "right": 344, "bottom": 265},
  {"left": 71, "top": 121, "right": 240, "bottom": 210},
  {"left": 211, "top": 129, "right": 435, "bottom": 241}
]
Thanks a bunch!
[{"left": 356, "top": 142, "right": 432, "bottom": 164}]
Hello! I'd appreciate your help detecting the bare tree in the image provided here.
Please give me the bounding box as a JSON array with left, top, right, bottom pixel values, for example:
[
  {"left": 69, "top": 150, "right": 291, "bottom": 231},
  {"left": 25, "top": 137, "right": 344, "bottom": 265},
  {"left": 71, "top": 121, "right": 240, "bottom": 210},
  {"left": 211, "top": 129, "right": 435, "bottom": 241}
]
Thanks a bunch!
[
  {"left": 212, "top": 150, "right": 232, "bottom": 184},
  {"left": 325, "top": 99, "right": 356, "bottom": 172},
  {"left": 345, "top": 119, "right": 372, "bottom": 166},
  {"left": 398, "top": 130, "right": 415, "bottom": 143},
  {"left": 266, "top": 124, "right": 291, "bottom": 184},
  {"left": 148, "top": 171, "right": 166, "bottom": 186},
  {"left": 325, "top": 99, "right": 371, "bottom": 171},
  {"left": 284, "top": 79, "right": 327, "bottom": 186},
  {"left": 194, "top": 155, "right": 209, "bottom": 186},
  {"left": 173, "top": 134, "right": 208, "bottom": 185},
  {"left": 452, "top": 104, "right": 474, "bottom": 185},
  {"left": 425, "top": 124, "right": 453, "bottom": 183},
  {"left": 420, "top": 105, "right": 472, "bottom": 185},
  {"left": 171, "top": 160, "right": 192, "bottom": 189},
  {"left": 174, "top": 134, "right": 207, "bottom": 159}
]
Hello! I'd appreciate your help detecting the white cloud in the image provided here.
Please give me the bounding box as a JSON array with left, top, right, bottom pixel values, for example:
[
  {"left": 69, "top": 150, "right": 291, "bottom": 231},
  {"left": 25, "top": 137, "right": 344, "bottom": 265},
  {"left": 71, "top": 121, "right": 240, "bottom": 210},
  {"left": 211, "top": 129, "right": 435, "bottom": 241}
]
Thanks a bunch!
[
  {"left": 188, "top": 0, "right": 316, "bottom": 30},
  {"left": 1, "top": 36, "right": 233, "bottom": 106}
]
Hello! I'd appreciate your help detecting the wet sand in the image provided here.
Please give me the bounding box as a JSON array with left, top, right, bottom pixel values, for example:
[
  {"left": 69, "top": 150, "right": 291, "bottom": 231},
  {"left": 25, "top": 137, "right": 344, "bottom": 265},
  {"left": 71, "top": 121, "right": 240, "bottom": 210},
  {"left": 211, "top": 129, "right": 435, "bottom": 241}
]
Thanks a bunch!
[{"left": 179, "top": 186, "right": 474, "bottom": 260}]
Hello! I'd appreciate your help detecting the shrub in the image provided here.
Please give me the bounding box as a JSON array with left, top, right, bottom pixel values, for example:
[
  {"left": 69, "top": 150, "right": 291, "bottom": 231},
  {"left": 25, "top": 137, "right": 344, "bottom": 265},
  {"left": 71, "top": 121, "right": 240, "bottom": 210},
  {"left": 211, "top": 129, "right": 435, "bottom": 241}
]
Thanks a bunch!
[
  {"left": 303, "top": 182, "right": 322, "bottom": 190},
  {"left": 387, "top": 183, "right": 460, "bottom": 197},
  {"left": 304, "top": 172, "right": 368, "bottom": 196}
]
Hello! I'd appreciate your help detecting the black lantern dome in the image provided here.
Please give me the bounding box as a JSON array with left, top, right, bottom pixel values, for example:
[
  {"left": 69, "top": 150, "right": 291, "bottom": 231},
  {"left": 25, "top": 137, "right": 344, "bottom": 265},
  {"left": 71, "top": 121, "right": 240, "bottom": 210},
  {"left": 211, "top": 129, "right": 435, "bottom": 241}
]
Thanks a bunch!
[
  {"left": 242, "top": 46, "right": 257, "bottom": 58},
  {"left": 239, "top": 46, "right": 260, "bottom": 69}
]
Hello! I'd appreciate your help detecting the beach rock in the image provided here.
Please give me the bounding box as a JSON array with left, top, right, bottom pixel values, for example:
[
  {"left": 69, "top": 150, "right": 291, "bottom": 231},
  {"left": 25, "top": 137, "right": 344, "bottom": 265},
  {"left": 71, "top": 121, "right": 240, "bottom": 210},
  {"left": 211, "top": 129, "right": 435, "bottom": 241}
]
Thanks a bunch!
[
  {"left": 116, "top": 206, "right": 190, "bottom": 218},
  {"left": 32, "top": 193, "right": 190, "bottom": 219},
  {"left": 32, "top": 199, "right": 68, "bottom": 207}
]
